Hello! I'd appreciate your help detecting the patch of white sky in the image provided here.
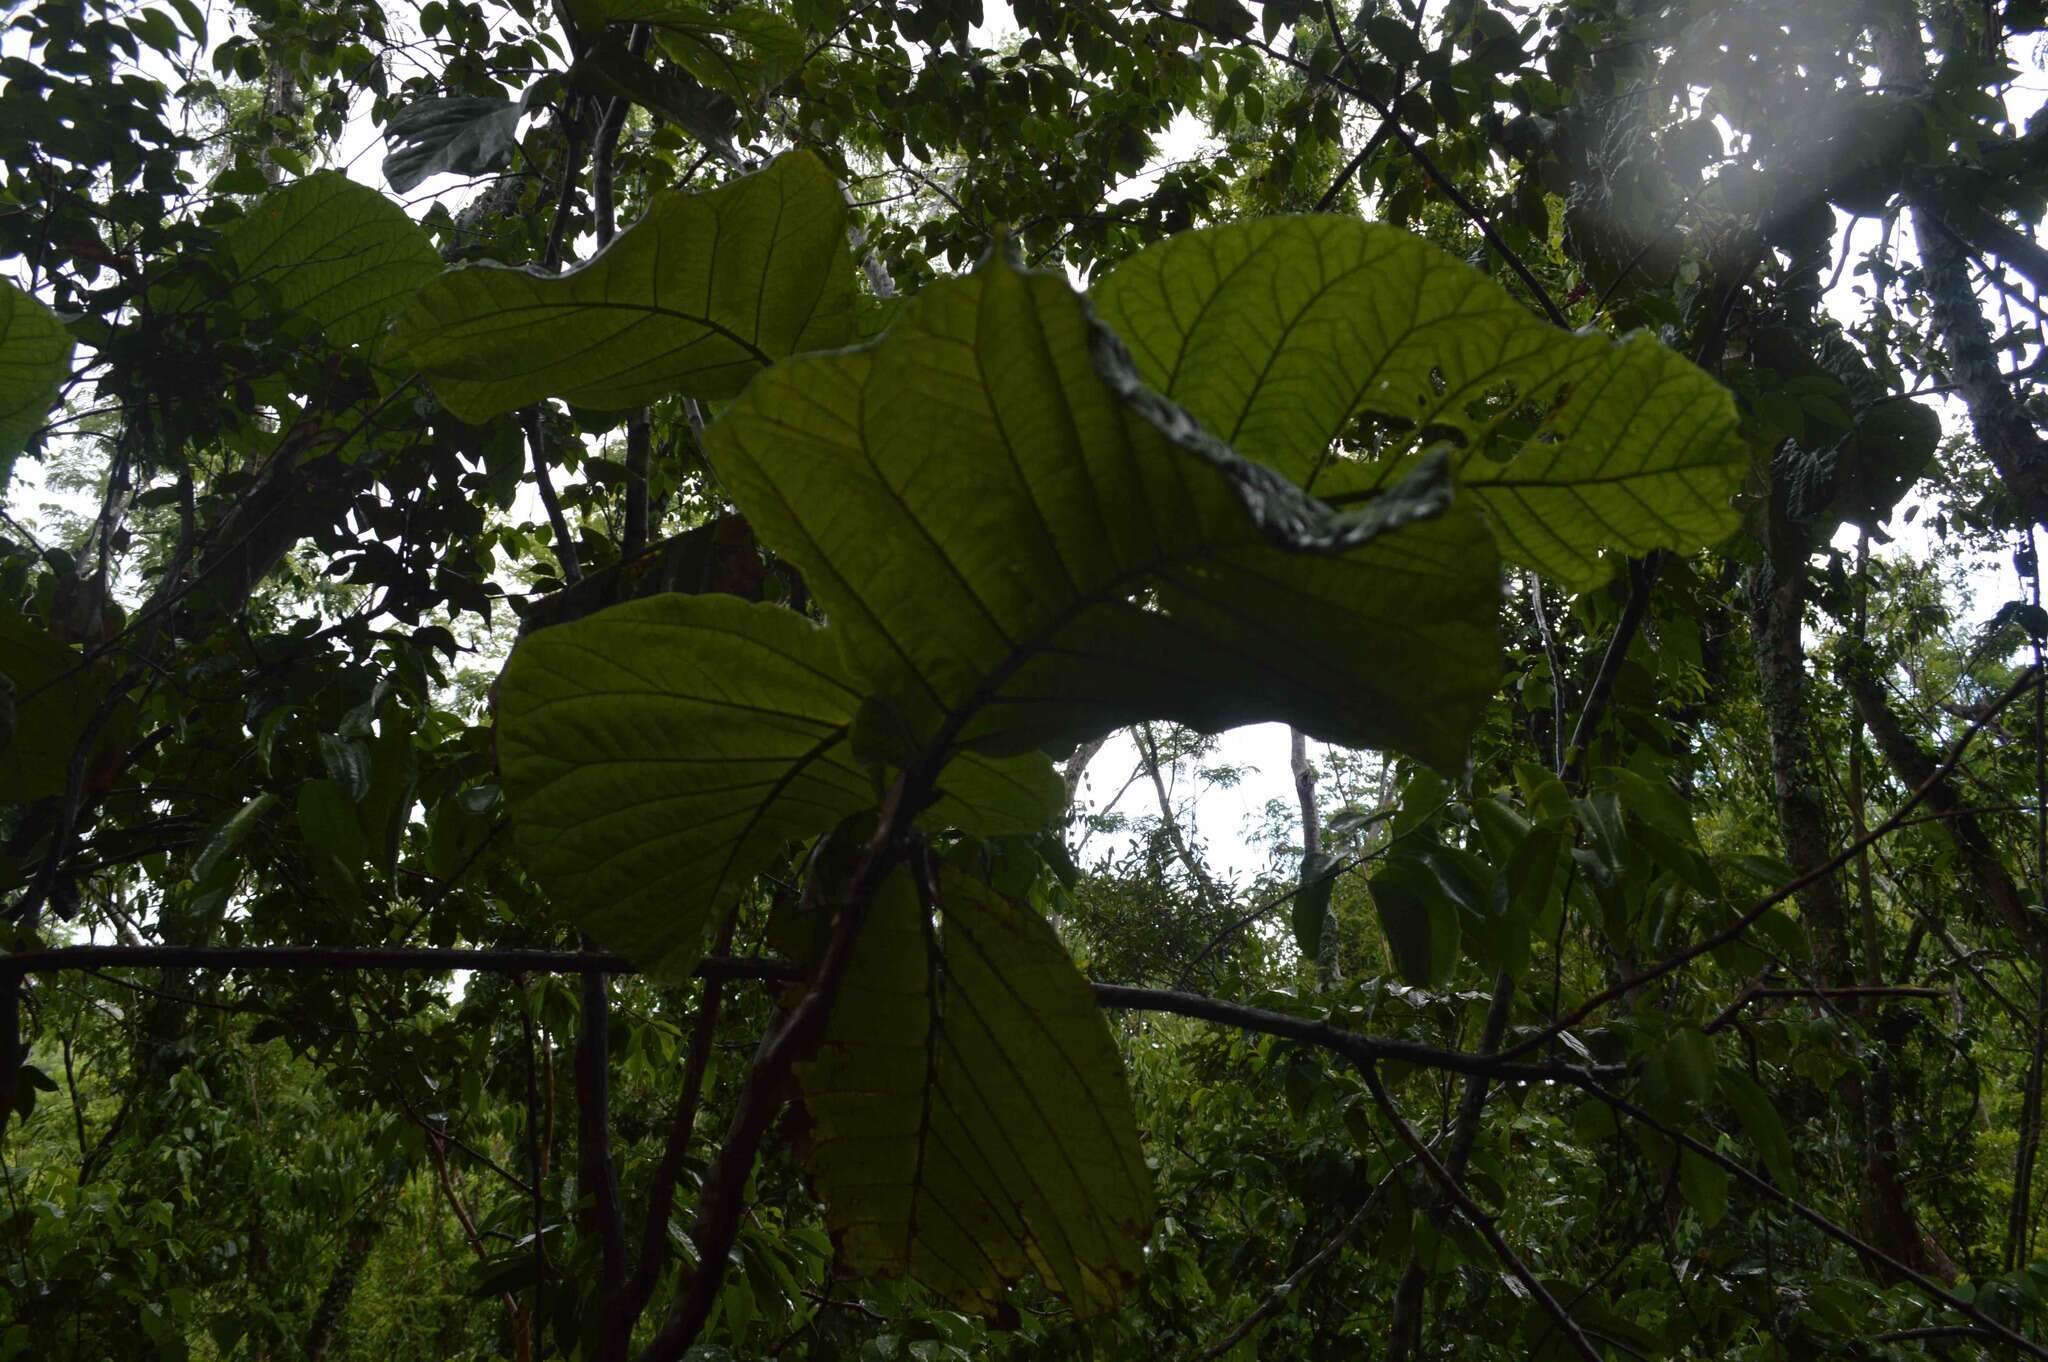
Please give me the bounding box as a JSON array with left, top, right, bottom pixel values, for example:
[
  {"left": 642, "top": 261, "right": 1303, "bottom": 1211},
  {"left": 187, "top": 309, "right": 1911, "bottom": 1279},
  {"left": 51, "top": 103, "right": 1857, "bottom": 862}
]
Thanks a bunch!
[{"left": 6, "top": 2, "right": 2045, "bottom": 891}]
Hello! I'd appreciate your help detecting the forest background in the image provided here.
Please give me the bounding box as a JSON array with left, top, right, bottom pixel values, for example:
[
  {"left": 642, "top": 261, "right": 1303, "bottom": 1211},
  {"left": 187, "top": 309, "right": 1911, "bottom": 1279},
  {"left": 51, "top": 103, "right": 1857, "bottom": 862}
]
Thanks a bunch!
[{"left": 4, "top": 0, "right": 2048, "bottom": 1359}]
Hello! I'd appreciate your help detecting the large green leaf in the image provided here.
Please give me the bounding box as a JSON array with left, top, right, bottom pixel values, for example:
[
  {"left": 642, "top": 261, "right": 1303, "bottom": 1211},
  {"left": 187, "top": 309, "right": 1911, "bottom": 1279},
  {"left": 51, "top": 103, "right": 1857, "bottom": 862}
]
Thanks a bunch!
[
  {"left": 494, "top": 594, "right": 1062, "bottom": 976},
  {"left": 705, "top": 251, "right": 1501, "bottom": 772},
  {"left": 381, "top": 94, "right": 525, "bottom": 195},
  {"left": 1368, "top": 858, "right": 1460, "bottom": 988},
  {"left": 1091, "top": 217, "right": 1745, "bottom": 589},
  {"left": 569, "top": 44, "right": 739, "bottom": 165},
  {"left": 227, "top": 172, "right": 442, "bottom": 346},
  {"left": 0, "top": 610, "right": 101, "bottom": 803},
  {"left": 569, "top": 0, "right": 804, "bottom": 97},
  {"left": 796, "top": 863, "right": 1153, "bottom": 1316},
  {"left": 395, "top": 151, "right": 854, "bottom": 421},
  {"left": 0, "top": 280, "right": 74, "bottom": 485}
]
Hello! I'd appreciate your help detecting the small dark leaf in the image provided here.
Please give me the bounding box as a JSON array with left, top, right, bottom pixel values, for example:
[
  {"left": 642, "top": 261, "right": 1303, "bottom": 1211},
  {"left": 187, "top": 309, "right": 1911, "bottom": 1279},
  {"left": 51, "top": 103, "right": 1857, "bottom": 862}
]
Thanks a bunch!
[
  {"left": 1718, "top": 1067, "right": 1797, "bottom": 1191},
  {"left": 570, "top": 43, "right": 739, "bottom": 163},
  {"left": 192, "top": 793, "right": 279, "bottom": 883},
  {"left": 1187, "top": 0, "right": 1256, "bottom": 39},
  {"left": 1293, "top": 848, "right": 1341, "bottom": 960},
  {"left": 382, "top": 93, "right": 528, "bottom": 195},
  {"left": 1369, "top": 858, "right": 1459, "bottom": 988},
  {"left": 297, "top": 777, "right": 367, "bottom": 871}
]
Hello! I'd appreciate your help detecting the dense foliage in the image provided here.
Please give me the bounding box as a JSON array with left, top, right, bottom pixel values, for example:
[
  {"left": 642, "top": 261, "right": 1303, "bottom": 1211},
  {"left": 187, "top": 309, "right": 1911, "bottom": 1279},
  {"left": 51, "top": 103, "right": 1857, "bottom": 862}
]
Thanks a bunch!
[{"left": 3, "top": 0, "right": 2048, "bottom": 1357}]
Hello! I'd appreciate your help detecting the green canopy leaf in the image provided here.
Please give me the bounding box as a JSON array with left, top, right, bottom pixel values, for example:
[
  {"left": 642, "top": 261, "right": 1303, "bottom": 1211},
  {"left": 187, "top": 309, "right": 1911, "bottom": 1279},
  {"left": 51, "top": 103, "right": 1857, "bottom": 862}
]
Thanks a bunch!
[
  {"left": 0, "top": 280, "right": 74, "bottom": 485},
  {"left": 494, "top": 594, "right": 1062, "bottom": 976},
  {"left": 381, "top": 93, "right": 525, "bottom": 195},
  {"left": 1293, "top": 848, "right": 1340, "bottom": 961},
  {"left": 227, "top": 172, "right": 443, "bottom": 347},
  {"left": 0, "top": 610, "right": 103, "bottom": 803},
  {"left": 569, "top": 43, "right": 739, "bottom": 164},
  {"left": 705, "top": 251, "right": 1501, "bottom": 772},
  {"left": 1368, "top": 858, "right": 1460, "bottom": 988},
  {"left": 1091, "top": 216, "right": 1745, "bottom": 589},
  {"left": 569, "top": 0, "right": 804, "bottom": 97},
  {"left": 192, "top": 792, "right": 280, "bottom": 883},
  {"left": 395, "top": 151, "right": 855, "bottom": 421},
  {"left": 796, "top": 863, "right": 1153, "bottom": 1316}
]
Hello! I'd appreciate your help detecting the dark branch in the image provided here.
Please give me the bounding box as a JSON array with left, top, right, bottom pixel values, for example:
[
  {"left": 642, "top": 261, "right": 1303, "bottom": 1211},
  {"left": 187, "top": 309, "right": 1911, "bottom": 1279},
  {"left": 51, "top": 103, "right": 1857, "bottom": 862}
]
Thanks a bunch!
[
  {"left": 1094, "top": 984, "right": 1618, "bottom": 1084},
  {"left": 9, "top": 945, "right": 1613, "bottom": 1085},
  {"left": 612, "top": 909, "right": 740, "bottom": 1353},
  {"left": 2, "top": 946, "right": 797, "bottom": 982}
]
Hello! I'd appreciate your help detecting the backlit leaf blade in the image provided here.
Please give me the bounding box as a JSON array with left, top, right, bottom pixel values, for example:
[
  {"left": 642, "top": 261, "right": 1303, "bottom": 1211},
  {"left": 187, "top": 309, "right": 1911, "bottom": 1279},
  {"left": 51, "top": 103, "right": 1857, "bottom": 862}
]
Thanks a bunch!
[
  {"left": 396, "top": 151, "right": 855, "bottom": 421},
  {"left": 227, "top": 172, "right": 442, "bottom": 346},
  {"left": 494, "top": 593, "right": 1060, "bottom": 975},
  {"left": 797, "top": 864, "right": 1153, "bottom": 1317},
  {"left": 705, "top": 251, "right": 1500, "bottom": 772},
  {"left": 0, "top": 280, "right": 74, "bottom": 484},
  {"left": 1091, "top": 216, "right": 1744, "bottom": 588}
]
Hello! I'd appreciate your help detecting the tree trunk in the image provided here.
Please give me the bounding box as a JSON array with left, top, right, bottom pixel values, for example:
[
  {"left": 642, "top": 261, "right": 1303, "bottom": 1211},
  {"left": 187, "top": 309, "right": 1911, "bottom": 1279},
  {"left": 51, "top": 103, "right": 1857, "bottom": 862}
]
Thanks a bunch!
[
  {"left": 1872, "top": 6, "right": 2048, "bottom": 533},
  {"left": 307, "top": 1196, "right": 392, "bottom": 1361},
  {"left": 1062, "top": 733, "right": 1111, "bottom": 809},
  {"left": 1749, "top": 567, "right": 1852, "bottom": 978},
  {"left": 1751, "top": 566, "right": 1955, "bottom": 1279},
  {"left": 1846, "top": 668, "right": 2047, "bottom": 961},
  {"left": 1291, "top": 728, "right": 1340, "bottom": 990}
]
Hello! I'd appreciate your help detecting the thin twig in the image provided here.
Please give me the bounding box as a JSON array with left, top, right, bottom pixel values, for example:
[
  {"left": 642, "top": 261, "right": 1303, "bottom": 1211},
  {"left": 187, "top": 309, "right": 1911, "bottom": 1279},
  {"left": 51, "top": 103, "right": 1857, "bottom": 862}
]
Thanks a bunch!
[
  {"left": 1363, "top": 1065, "right": 1601, "bottom": 1362},
  {"left": 577, "top": 963, "right": 626, "bottom": 1303},
  {"left": 1528, "top": 573, "right": 1570, "bottom": 773},
  {"left": 519, "top": 981, "right": 547, "bottom": 1359},
  {"left": 1574, "top": 1073, "right": 2048, "bottom": 1361},
  {"left": 527, "top": 412, "right": 584, "bottom": 585},
  {"left": 611, "top": 909, "right": 740, "bottom": 1353},
  {"left": 1187, "top": 1157, "right": 1410, "bottom": 1361},
  {"left": 1562, "top": 552, "right": 1664, "bottom": 786},
  {"left": 1505, "top": 664, "right": 2044, "bottom": 1061},
  {"left": 1144, "top": 2, "right": 1570, "bottom": 326}
]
